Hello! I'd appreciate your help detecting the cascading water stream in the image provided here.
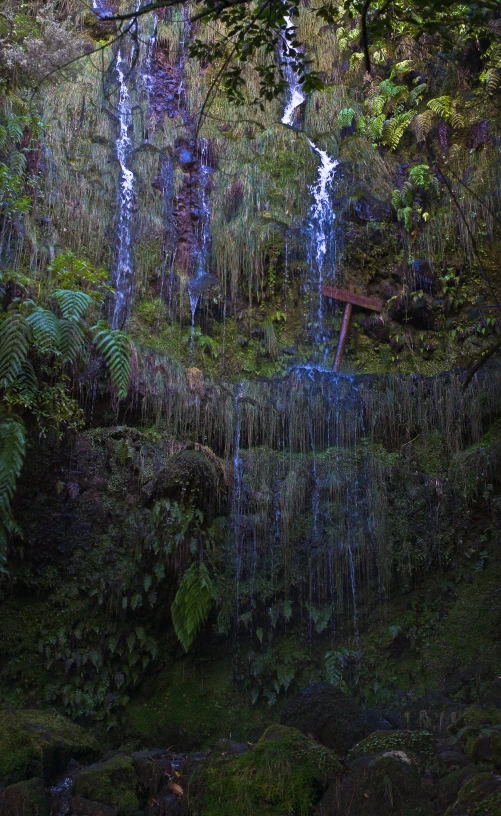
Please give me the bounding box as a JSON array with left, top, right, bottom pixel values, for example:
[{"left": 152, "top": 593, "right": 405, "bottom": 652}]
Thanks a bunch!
[
  {"left": 92, "top": 0, "right": 137, "bottom": 329},
  {"left": 111, "top": 48, "right": 136, "bottom": 329},
  {"left": 187, "top": 139, "right": 212, "bottom": 359},
  {"left": 232, "top": 384, "right": 245, "bottom": 631},
  {"left": 281, "top": 14, "right": 338, "bottom": 355}
]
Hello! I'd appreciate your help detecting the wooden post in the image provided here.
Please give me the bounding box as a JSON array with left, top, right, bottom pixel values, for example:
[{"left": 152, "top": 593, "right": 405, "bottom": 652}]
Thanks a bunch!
[
  {"left": 333, "top": 302, "right": 353, "bottom": 373},
  {"left": 320, "top": 285, "right": 383, "bottom": 374}
]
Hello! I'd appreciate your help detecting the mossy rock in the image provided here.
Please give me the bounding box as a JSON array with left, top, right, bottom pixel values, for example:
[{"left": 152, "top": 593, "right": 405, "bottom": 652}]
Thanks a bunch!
[
  {"left": 73, "top": 755, "right": 141, "bottom": 816},
  {"left": 0, "top": 709, "right": 99, "bottom": 786},
  {"left": 316, "top": 748, "right": 426, "bottom": 815},
  {"left": 188, "top": 723, "right": 342, "bottom": 816},
  {"left": 151, "top": 447, "right": 225, "bottom": 518},
  {"left": 464, "top": 725, "right": 501, "bottom": 769},
  {"left": 348, "top": 730, "right": 436, "bottom": 768},
  {"left": 452, "top": 706, "right": 501, "bottom": 732},
  {"left": 445, "top": 772, "right": 501, "bottom": 815},
  {"left": 0, "top": 777, "right": 49, "bottom": 816}
]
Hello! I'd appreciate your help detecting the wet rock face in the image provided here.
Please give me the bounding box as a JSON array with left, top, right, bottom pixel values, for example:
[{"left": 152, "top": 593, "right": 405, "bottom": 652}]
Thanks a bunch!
[{"left": 279, "top": 683, "right": 366, "bottom": 754}]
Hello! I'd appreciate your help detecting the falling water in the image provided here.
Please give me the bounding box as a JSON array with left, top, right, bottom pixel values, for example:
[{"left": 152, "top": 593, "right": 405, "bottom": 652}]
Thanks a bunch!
[
  {"left": 111, "top": 48, "right": 136, "bottom": 329},
  {"left": 280, "top": 14, "right": 338, "bottom": 353},
  {"left": 187, "top": 139, "right": 212, "bottom": 359},
  {"left": 307, "top": 142, "right": 338, "bottom": 350}
]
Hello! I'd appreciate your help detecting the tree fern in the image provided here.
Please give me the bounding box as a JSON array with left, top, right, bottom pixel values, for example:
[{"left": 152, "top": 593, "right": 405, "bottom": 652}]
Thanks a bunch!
[
  {"left": 0, "top": 313, "right": 31, "bottom": 388},
  {"left": 171, "top": 562, "right": 214, "bottom": 652},
  {"left": 58, "top": 318, "right": 85, "bottom": 362},
  {"left": 92, "top": 321, "right": 131, "bottom": 399},
  {"left": 27, "top": 308, "right": 60, "bottom": 355},
  {"left": 6, "top": 360, "right": 38, "bottom": 402},
  {"left": 53, "top": 289, "right": 92, "bottom": 321}
]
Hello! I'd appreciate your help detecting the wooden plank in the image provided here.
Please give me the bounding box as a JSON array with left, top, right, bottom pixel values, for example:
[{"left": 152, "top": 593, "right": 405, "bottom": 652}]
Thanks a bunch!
[{"left": 321, "top": 285, "right": 382, "bottom": 312}]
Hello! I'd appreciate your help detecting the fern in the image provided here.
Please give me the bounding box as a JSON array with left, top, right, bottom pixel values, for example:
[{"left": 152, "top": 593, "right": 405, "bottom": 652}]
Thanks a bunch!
[
  {"left": 27, "top": 308, "right": 59, "bottom": 355},
  {"left": 428, "top": 96, "right": 464, "bottom": 129},
  {"left": 325, "top": 647, "right": 351, "bottom": 689},
  {"left": 408, "top": 83, "right": 427, "bottom": 106},
  {"left": 171, "top": 562, "right": 214, "bottom": 652},
  {"left": 53, "top": 289, "right": 92, "bottom": 321},
  {"left": 338, "top": 107, "right": 356, "bottom": 128},
  {"left": 0, "top": 313, "right": 31, "bottom": 388},
  {"left": 92, "top": 321, "right": 131, "bottom": 398},
  {"left": 410, "top": 110, "right": 434, "bottom": 143},
  {"left": 6, "top": 360, "right": 38, "bottom": 402},
  {"left": 0, "top": 413, "right": 26, "bottom": 567},
  {"left": 382, "top": 111, "right": 416, "bottom": 150},
  {"left": 58, "top": 318, "right": 85, "bottom": 362}
]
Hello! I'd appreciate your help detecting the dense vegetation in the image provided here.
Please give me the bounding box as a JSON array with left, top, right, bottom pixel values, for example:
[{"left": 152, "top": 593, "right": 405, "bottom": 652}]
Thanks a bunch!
[{"left": 0, "top": 1, "right": 500, "bottom": 814}]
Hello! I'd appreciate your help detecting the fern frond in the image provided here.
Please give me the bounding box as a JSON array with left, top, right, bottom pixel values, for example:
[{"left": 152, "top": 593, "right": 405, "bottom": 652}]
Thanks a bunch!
[
  {"left": 0, "top": 313, "right": 31, "bottom": 388},
  {"left": 58, "top": 318, "right": 85, "bottom": 362},
  {"left": 338, "top": 107, "right": 356, "bottom": 128},
  {"left": 6, "top": 360, "right": 38, "bottom": 401},
  {"left": 382, "top": 111, "right": 416, "bottom": 150},
  {"left": 171, "top": 562, "right": 214, "bottom": 652},
  {"left": 410, "top": 110, "right": 434, "bottom": 143},
  {"left": 53, "top": 289, "right": 92, "bottom": 321},
  {"left": 369, "top": 113, "right": 385, "bottom": 140},
  {"left": 27, "top": 308, "right": 59, "bottom": 355},
  {"left": 0, "top": 414, "right": 26, "bottom": 518},
  {"left": 408, "top": 83, "right": 427, "bottom": 106},
  {"left": 92, "top": 321, "right": 131, "bottom": 398},
  {"left": 428, "top": 96, "right": 463, "bottom": 128},
  {"left": 482, "top": 68, "right": 501, "bottom": 94}
]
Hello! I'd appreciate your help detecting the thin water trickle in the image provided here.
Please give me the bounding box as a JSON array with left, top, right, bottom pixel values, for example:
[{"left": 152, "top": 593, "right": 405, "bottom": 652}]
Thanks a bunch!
[
  {"left": 187, "top": 139, "right": 212, "bottom": 360},
  {"left": 232, "top": 384, "right": 245, "bottom": 629},
  {"left": 111, "top": 47, "right": 136, "bottom": 329}
]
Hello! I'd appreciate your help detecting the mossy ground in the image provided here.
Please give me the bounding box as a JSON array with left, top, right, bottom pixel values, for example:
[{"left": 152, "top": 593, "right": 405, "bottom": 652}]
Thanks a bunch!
[{"left": 74, "top": 755, "right": 141, "bottom": 816}]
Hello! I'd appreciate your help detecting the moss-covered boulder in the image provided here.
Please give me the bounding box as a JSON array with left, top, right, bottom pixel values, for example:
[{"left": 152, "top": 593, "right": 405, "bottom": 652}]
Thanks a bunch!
[
  {"left": 0, "top": 709, "right": 99, "bottom": 786},
  {"left": 151, "top": 446, "right": 225, "bottom": 518},
  {"left": 73, "top": 755, "right": 141, "bottom": 816},
  {"left": 0, "top": 777, "right": 49, "bottom": 816},
  {"left": 280, "top": 683, "right": 366, "bottom": 754},
  {"left": 317, "top": 747, "right": 426, "bottom": 815},
  {"left": 348, "top": 730, "right": 436, "bottom": 768},
  {"left": 445, "top": 772, "right": 501, "bottom": 815},
  {"left": 188, "top": 724, "right": 341, "bottom": 816},
  {"left": 463, "top": 725, "right": 501, "bottom": 769}
]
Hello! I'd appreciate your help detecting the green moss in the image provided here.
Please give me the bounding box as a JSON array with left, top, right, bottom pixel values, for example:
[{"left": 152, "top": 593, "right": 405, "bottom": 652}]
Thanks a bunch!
[
  {"left": 123, "top": 657, "right": 270, "bottom": 749},
  {"left": 0, "top": 709, "right": 98, "bottom": 785},
  {"left": 349, "top": 730, "right": 435, "bottom": 765},
  {"left": 445, "top": 773, "right": 501, "bottom": 816},
  {"left": 73, "top": 755, "right": 140, "bottom": 816},
  {"left": 190, "top": 724, "right": 341, "bottom": 816},
  {"left": 0, "top": 777, "right": 49, "bottom": 816}
]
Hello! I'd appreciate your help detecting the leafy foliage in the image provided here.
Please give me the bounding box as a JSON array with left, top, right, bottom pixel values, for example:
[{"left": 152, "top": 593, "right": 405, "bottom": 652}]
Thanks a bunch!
[
  {"left": 171, "top": 561, "right": 214, "bottom": 652},
  {"left": 0, "top": 312, "right": 30, "bottom": 388},
  {"left": 0, "top": 411, "right": 25, "bottom": 568},
  {"left": 92, "top": 321, "right": 132, "bottom": 399}
]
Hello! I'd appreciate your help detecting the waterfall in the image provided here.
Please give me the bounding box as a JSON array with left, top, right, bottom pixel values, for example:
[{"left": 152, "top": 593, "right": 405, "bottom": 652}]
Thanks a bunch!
[
  {"left": 281, "top": 14, "right": 339, "bottom": 354},
  {"left": 187, "top": 139, "right": 212, "bottom": 358},
  {"left": 92, "top": 0, "right": 137, "bottom": 329},
  {"left": 111, "top": 47, "right": 136, "bottom": 329},
  {"left": 232, "top": 384, "right": 245, "bottom": 630}
]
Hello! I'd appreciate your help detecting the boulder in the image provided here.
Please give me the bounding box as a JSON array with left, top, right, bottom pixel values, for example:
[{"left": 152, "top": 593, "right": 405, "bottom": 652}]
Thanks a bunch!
[
  {"left": 150, "top": 447, "right": 225, "bottom": 519},
  {"left": 0, "top": 777, "right": 49, "bottom": 816},
  {"left": 188, "top": 724, "right": 341, "bottom": 816},
  {"left": 316, "top": 749, "right": 424, "bottom": 815},
  {"left": 146, "top": 793, "right": 184, "bottom": 815},
  {"left": 401, "top": 691, "right": 465, "bottom": 732},
  {"left": 445, "top": 771, "right": 501, "bottom": 815},
  {"left": 0, "top": 709, "right": 99, "bottom": 787},
  {"left": 73, "top": 755, "right": 140, "bottom": 816},
  {"left": 71, "top": 797, "right": 117, "bottom": 816},
  {"left": 279, "top": 683, "right": 366, "bottom": 754}
]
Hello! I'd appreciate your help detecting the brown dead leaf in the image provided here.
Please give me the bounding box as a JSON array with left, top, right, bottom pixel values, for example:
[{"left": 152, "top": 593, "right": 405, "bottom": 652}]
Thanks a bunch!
[{"left": 168, "top": 781, "right": 184, "bottom": 797}]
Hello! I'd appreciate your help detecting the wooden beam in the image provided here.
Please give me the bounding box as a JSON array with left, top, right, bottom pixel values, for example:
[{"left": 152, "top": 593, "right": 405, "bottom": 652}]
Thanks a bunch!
[
  {"left": 333, "top": 302, "right": 352, "bottom": 373},
  {"left": 321, "top": 285, "right": 382, "bottom": 313}
]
